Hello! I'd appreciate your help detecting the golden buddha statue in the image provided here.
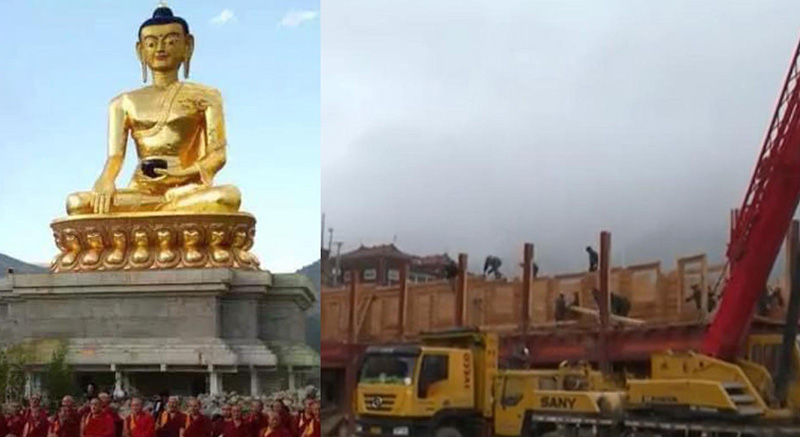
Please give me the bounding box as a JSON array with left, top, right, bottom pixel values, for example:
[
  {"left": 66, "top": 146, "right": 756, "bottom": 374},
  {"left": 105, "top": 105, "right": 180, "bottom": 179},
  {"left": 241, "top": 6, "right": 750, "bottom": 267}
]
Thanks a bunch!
[
  {"left": 66, "top": 5, "right": 240, "bottom": 215},
  {"left": 51, "top": 5, "right": 259, "bottom": 273}
]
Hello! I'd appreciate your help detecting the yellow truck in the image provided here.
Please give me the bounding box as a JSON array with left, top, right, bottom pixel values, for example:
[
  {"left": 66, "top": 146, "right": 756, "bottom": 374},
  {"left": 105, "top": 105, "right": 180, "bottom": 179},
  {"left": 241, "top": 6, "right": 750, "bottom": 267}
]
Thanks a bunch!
[{"left": 353, "top": 328, "right": 623, "bottom": 437}]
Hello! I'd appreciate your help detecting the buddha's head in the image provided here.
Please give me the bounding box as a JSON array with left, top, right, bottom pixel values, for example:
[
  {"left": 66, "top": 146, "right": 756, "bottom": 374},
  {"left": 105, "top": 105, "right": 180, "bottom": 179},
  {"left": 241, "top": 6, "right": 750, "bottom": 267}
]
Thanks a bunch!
[{"left": 137, "top": 6, "right": 194, "bottom": 81}]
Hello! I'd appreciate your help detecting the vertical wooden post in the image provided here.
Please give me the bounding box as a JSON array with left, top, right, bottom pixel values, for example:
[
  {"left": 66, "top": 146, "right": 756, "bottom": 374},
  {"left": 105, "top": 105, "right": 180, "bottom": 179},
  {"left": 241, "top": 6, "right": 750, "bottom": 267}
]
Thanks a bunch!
[
  {"left": 521, "top": 243, "right": 534, "bottom": 334},
  {"left": 347, "top": 269, "right": 359, "bottom": 344},
  {"left": 598, "top": 231, "right": 611, "bottom": 374},
  {"left": 455, "top": 253, "right": 468, "bottom": 327},
  {"left": 344, "top": 269, "right": 360, "bottom": 436},
  {"left": 378, "top": 258, "right": 386, "bottom": 286},
  {"left": 398, "top": 264, "right": 409, "bottom": 340}
]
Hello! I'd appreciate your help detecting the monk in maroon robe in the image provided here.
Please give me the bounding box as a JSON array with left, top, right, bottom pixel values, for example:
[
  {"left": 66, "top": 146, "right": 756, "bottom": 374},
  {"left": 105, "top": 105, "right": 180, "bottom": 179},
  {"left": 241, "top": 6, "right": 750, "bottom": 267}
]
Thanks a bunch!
[
  {"left": 180, "top": 399, "right": 210, "bottom": 437},
  {"left": 268, "top": 403, "right": 293, "bottom": 437},
  {"left": 21, "top": 397, "right": 49, "bottom": 437},
  {"left": 49, "top": 407, "right": 79, "bottom": 437},
  {"left": 220, "top": 407, "right": 248, "bottom": 437},
  {"left": 97, "top": 394, "right": 122, "bottom": 437},
  {"left": 155, "top": 398, "right": 185, "bottom": 437},
  {"left": 82, "top": 399, "right": 115, "bottom": 437},
  {"left": 56, "top": 398, "right": 81, "bottom": 437},
  {"left": 7, "top": 404, "right": 25, "bottom": 437},
  {"left": 124, "top": 398, "right": 155, "bottom": 437},
  {"left": 1, "top": 410, "right": 9, "bottom": 437},
  {"left": 244, "top": 403, "right": 265, "bottom": 437},
  {"left": 211, "top": 405, "right": 230, "bottom": 437},
  {"left": 258, "top": 414, "right": 289, "bottom": 437},
  {"left": 301, "top": 403, "right": 319, "bottom": 437}
]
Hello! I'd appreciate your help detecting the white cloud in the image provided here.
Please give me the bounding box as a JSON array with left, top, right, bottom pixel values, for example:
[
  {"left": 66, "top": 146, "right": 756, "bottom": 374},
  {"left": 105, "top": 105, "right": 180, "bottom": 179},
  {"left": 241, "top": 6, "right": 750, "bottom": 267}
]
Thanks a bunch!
[
  {"left": 211, "top": 9, "right": 236, "bottom": 25},
  {"left": 279, "top": 10, "right": 319, "bottom": 28}
]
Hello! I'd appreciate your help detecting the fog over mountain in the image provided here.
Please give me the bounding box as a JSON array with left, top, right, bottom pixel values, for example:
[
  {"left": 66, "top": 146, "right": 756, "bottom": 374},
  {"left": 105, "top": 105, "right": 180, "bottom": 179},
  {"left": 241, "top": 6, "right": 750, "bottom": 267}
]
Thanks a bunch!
[{"left": 322, "top": 1, "right": 800, "bottom": 276}]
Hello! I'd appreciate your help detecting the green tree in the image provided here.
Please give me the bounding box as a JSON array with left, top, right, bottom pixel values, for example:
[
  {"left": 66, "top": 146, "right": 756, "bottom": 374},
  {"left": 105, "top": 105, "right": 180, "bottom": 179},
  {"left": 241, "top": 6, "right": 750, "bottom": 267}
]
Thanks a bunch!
[
  {"left": 0, "top": 349, "right": 8, "bottom": 403},
  {"left": 44, "top": 342, "right": 74, "bottom": 411},
  {"left": 3, "top": 344, "right": 31, "bottom": 403}
]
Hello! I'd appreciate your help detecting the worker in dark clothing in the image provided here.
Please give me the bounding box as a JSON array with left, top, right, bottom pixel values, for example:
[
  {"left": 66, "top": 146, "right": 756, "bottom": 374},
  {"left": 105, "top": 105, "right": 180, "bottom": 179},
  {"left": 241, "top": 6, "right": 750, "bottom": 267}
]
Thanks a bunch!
[
  {"left": 772, "top": 286, "right": 785, "bottom": 308},
  {"left": 610, "top": 293, "right": 631, "bottom": 317},
  {"left": 554, "top": 293, "right": 567, "bottom": 321},
  {"left": 758, "top": 291, "right": 771, "bottom": 316},
  {"left": 483, "top": 256, "right": 502, "bottom": 279},
  {"left": 707, "top": 286, "right": 718, "bottom": 312},
  {"left": 532, "top": 262, "right": 539, "bottom": 279},
  {"left": 685, "top": 284, "right": 703, "bottom": 311},
  {"left": 443, "top": 261, "right": 459, "bottom": 280},
  {"left": 586, "top": 246, "right": 598, "bottom": 272}
]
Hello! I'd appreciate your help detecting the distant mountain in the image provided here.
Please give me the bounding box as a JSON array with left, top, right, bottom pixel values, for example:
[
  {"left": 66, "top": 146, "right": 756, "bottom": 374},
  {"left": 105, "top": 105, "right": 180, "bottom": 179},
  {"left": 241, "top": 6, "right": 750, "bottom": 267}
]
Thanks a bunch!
[
  {"left": 0, "top": 253, "right": 47, "bottom": 276},
  {"left": 297, "top": 259, "right": 321, "bottom": 312},
  {"left": 297, "top": 259, "right": 321, "bottom": 352}
]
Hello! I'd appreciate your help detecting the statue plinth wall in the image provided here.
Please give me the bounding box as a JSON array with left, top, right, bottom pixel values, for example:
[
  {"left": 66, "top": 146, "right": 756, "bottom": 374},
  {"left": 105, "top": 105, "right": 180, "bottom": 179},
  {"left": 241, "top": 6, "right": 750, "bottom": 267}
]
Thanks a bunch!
[{"left": 0, "top": 268, "right": 319, "bottom": 395}]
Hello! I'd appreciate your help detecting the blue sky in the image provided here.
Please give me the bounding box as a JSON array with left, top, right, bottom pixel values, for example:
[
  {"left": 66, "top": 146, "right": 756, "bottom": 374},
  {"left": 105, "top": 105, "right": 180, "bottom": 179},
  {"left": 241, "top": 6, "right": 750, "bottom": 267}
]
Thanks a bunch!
[{"left": 0, "top": 0, "right": 320, "bottom": 272}]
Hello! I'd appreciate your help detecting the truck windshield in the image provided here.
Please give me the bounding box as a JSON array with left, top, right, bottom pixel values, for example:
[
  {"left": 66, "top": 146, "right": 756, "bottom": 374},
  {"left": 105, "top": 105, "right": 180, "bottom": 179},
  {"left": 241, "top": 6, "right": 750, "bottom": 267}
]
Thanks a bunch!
[{"left": 359, "top": 355, "right": 416, "bottom": 385}]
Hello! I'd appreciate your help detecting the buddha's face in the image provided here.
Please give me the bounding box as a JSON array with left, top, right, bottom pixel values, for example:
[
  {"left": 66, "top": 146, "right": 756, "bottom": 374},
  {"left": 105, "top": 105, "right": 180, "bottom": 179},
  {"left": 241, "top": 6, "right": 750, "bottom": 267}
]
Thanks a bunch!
[{"left": 137, "top": 23, "right": 193, "bottom": 72}]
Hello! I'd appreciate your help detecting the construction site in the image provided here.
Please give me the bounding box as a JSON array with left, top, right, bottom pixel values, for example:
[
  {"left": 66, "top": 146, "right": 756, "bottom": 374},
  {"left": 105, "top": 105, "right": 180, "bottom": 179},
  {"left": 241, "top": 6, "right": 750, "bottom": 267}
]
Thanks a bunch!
[{"left": 318, "top": 30, "right": 800, "bottom": 437}]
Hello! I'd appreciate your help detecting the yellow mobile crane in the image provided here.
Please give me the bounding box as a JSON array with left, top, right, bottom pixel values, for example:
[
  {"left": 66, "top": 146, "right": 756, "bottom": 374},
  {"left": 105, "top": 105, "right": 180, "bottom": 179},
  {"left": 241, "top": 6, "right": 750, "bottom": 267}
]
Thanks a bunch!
[{"left": 353, "top": 328, "right": 800, "bottom": 436}]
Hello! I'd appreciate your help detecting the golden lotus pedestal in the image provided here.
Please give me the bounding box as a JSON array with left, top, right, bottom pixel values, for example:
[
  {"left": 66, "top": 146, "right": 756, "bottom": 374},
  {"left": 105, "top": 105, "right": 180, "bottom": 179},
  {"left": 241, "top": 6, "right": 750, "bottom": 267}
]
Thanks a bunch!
[{"left": 50, "top": 212, "right": 260, "bottom": 273}]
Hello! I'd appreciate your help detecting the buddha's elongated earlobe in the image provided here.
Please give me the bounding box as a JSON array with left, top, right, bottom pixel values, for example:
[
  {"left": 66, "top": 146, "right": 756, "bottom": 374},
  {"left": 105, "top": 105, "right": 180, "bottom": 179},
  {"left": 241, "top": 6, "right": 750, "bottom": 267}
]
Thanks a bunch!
[
  {"left": 141, "top": 60, "right": 148, "bottom": 83},
  {"left": 183, "top": 56, "right": 191, "bottom": 79}
]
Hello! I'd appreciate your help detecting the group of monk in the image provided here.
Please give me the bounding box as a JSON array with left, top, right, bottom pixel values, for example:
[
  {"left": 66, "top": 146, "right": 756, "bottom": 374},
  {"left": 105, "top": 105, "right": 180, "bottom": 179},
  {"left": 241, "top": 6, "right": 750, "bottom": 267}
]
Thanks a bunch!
[{"left": 0, "top": 393, "right": 320, "bottom": 437}]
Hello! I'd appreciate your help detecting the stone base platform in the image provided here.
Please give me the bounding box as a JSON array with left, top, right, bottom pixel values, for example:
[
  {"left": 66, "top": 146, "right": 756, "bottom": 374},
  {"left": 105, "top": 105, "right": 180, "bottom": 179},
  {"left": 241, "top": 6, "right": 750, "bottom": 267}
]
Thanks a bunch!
[
  {"left": 50, "top": 212, "right": 260, "bottom": 273},
  {"left": 0, "top": 268, "right": 319, "bottom": 395}
]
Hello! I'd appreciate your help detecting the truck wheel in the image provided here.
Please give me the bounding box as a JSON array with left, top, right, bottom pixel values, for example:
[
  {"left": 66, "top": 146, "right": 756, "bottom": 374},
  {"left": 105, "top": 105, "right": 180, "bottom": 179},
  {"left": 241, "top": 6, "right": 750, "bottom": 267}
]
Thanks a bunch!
[{"left": 434, "top": 426, "right": 463, "bottom": 437}]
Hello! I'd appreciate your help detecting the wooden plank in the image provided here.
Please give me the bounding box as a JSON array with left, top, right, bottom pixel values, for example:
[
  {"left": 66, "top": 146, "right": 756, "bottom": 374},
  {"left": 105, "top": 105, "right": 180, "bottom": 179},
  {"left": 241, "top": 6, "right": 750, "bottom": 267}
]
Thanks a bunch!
[{"left": 569, "top": 305, "right": 645, "bottom": 325}]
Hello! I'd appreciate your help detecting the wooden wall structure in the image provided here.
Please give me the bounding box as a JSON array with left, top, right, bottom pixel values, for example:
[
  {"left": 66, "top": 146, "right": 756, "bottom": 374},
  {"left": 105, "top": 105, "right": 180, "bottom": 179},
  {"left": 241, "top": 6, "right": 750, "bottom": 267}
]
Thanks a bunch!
[{"left": 319, "top": 252, "right": 768, "bottom": 345}]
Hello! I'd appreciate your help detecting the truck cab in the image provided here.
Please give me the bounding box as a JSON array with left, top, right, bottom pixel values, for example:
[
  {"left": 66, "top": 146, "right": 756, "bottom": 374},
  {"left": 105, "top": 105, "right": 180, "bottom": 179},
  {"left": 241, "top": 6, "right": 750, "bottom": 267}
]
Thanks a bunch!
[{"left": 354, "top": 329, "right": 497, "bottom": 437}]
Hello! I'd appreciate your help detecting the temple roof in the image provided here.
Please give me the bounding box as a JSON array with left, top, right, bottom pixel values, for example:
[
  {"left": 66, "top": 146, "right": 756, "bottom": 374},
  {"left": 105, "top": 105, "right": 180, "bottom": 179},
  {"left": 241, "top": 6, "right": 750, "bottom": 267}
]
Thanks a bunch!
[
  {"left": 412, "top": 254, "right": 454, "bottom": 267},
  {"left": 339, "top": 244, "right": 413, "bottom": 262}
]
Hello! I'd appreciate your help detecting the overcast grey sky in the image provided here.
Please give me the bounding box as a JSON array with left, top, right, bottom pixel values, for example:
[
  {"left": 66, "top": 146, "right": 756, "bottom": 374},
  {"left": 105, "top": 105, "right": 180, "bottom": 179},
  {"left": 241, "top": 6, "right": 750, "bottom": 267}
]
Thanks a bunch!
[{"left": 322, "top": 1, "right": 800, "bottom": 276}]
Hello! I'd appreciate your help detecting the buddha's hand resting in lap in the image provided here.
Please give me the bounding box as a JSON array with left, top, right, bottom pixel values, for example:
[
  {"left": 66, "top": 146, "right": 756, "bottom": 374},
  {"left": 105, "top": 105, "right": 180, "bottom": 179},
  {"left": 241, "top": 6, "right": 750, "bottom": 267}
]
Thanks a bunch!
[
  {"left": 153, "top": 165, "right": 198, "bottom": 178},
  {"left": 91, "top": 178, "right": 116, "bottom": 214}
]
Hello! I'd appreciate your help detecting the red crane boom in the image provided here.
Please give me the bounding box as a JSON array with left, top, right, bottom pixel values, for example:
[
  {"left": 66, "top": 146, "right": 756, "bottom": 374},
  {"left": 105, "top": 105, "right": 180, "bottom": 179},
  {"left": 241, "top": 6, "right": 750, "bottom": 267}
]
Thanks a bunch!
[{"left": 703, "top": 35, "right": 800, "bottom": 360}]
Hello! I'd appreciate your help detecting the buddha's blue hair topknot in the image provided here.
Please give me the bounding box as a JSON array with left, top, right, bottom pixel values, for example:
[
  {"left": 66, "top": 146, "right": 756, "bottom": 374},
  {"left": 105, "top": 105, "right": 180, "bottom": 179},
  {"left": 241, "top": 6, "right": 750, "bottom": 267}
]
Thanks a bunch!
[{"left": 139, "top": 7, "right": 189, "bottom": 38}]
